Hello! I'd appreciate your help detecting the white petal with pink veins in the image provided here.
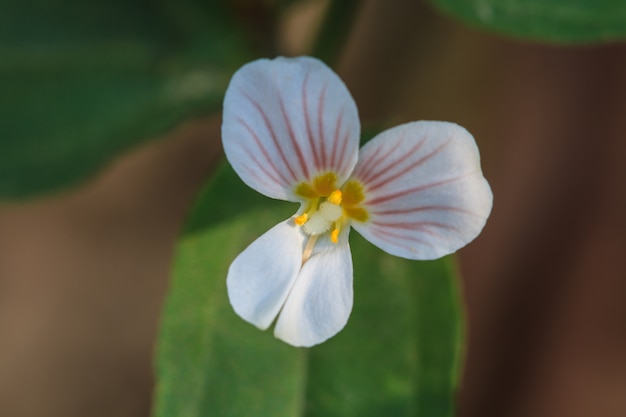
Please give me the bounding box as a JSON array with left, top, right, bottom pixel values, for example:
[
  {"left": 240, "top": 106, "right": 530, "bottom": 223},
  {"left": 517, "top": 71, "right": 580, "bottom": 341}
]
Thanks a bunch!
[
  {"left": 351, "top": 121, "right": 493, "bottom": 260},
  {"left": 222, "top": 56, "right": 360, "bottom": 202}
]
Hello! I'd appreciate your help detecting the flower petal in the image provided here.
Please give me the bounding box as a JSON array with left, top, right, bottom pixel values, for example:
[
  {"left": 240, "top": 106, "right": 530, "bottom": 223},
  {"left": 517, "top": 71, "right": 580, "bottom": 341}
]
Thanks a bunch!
[
  {"left": 351, "top": 121, "right": 493, "bottom": 260},
  {"left": 227, "top": 218, "right": 306, "bottom": 330},
  {"left": 274, "top": 234, "right": 353, "bottom": 347},
  {"left": 222, "top": 56, "right": 360, "bottom": 201}
]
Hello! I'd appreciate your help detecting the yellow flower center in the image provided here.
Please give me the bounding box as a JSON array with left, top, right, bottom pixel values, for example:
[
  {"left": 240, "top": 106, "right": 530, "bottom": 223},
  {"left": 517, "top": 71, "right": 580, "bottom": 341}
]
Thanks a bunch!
[{"left": 294, "top": 172, "right": 368, "bottom": 244}]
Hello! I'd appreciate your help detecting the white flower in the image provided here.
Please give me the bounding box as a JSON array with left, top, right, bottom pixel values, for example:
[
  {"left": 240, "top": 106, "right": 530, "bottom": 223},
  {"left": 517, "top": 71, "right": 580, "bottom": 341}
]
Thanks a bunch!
[{"left": 221, "top": 56, "right": 492, "bottom": 347}]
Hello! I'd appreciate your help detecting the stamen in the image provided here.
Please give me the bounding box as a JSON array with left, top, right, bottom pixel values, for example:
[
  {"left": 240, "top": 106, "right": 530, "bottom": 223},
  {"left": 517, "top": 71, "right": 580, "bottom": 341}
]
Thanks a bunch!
[
  {"left": 327, "top": 190, "right": 342, "bottom": 205},
  {"left": 295, "top": 213, "right": 308, "bottom": 226},
  {"left": 294, "top": 181, "right": 358, "bottom": 245}
]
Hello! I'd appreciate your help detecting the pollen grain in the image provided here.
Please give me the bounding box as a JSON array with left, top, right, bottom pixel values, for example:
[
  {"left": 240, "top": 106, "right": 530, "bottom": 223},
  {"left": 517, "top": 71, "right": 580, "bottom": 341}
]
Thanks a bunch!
[
  {"left": 327, "top": 190, "right": 342, "bottom": 205},
  {"left": 294, "top": 213, "right": 308, "bottom": 226}
]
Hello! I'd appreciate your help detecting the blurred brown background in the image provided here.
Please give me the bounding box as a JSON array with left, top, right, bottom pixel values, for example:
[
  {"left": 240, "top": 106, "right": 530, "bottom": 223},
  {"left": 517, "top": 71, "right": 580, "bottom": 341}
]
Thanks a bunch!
[{"left": 1, "top": 1, "right": 625, "bottom": 416}]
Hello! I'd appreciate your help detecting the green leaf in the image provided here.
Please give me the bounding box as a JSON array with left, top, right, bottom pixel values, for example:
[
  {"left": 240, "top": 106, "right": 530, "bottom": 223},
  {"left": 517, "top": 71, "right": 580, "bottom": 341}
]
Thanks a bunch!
[
  {"left": 0, "top": 0, "right": 250, "bottom": 199},
  {"left": 426, "top": 0, "right": 626, "bottom": 42},
  {"left": 154, "top": 162, "right": 464, "bottom": 417}
]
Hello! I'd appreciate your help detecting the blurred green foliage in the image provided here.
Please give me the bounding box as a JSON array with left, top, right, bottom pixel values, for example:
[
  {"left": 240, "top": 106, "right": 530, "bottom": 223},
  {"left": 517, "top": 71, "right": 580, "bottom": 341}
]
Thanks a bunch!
[
  {"left": 0, "top": 0, "right": 250, "bottom": 199},
  {"left": 154, "top": 163, "right": 464, "bottom": 417},
  {"left": 427, "top": 0, "right": 626, "bottom": 42}
]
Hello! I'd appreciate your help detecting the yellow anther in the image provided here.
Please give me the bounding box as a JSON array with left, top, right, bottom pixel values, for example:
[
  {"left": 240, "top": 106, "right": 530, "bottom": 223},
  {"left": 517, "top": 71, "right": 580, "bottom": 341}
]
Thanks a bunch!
[
  {"left": 330, "top": 228, "right": 339, "bottom": 244},
  {"left": 295, "top": 213, "right": 308, "bottom": 226},
  {"left": 327, "top": 190, "right": 342, "bottom": 205}
]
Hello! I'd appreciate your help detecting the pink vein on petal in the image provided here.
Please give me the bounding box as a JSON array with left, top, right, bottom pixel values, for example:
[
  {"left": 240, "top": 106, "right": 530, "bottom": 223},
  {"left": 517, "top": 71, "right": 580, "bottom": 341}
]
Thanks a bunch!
[
  {"left": 372, "top": 222, "right": 460, "bottom": 244},
  {"left": 369, "top": 204, "right": 480, "bottom": 218},
  {"left": 241, "top": 145, "right": 283, "bottom": 187},
  {"left": 366, "top": 172, "right": 475, "bottom": 206},
  {"left": 371, "top": 219, "right": 460, "bottom": 235},
  {"left": 317, "top": 84, "right": 329, "bottom": 168},
  {"left": 368, "top": 226, "right": 432, "bottom": 247},
  {"left": 355, "top": 143, "right": 400, "bottom": 184},
  {"left": 363, "top": 136, "right": 426, "bottom": 190},
  {"left": 241, "top": 90, "right": 298, "bottom": 183},
  {"left": 336, "top": 123, "right": 351, "bottom": 177},
  {"left": 278, "top": 90, "right": 309, "bottom": 179},
  {"left": 241, "top": 163, "right": 279, "bottom": 194},
  {"left": 238, "top": 116, "right": 290, "bottom": 185},
  {"left": 302, "top": 72, "right": 321, "bottom": 170},
  {"left": 367, "top": 137, "right": 452, "bottom": 193},
  {"left": 330, "top": 108, "right": 345, "bottom": 171}
]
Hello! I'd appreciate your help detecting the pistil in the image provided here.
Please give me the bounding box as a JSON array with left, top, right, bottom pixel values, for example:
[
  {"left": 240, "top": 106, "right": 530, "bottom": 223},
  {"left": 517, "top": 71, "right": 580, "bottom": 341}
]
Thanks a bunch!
[{"left": 296, "top": 190, "right": 344, "bottom": 244}]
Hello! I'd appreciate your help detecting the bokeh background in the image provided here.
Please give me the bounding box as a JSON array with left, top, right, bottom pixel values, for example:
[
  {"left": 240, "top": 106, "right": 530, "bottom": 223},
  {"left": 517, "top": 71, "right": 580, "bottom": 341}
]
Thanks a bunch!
[{"left": 1, "top": 1, "right": 625, "bottom": 416}]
